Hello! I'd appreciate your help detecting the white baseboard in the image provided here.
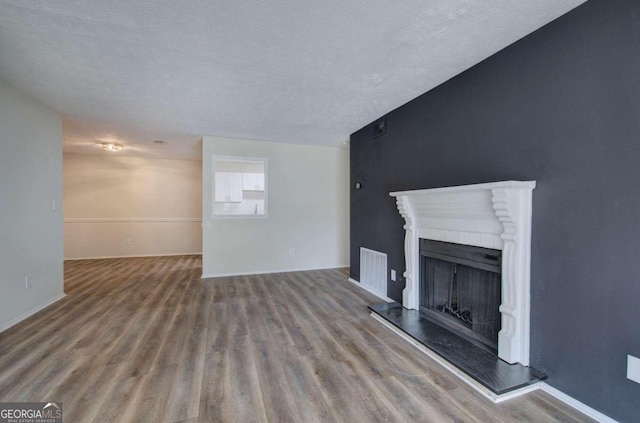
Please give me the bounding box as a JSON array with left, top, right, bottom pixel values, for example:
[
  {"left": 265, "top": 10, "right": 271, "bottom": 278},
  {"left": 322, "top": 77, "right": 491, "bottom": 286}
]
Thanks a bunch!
[
  {"left": 539, "top": 382, "right": 617, "bottom": 423},
  {"left": 201, "top": 264, "right": 350, "bottom": 279},
  {"left": 64, "top": 252, "right": 202, "bottom": 260},
  {"left": 348, "top": 277, "right": 394, "bottom": 303},
  {"left": 0, "top": 293, "right": 67, "bottom": 334}
]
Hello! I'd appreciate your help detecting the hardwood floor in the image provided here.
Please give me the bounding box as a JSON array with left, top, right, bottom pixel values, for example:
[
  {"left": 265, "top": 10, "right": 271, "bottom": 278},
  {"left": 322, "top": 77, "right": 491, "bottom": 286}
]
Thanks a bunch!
[{"left": 0, "top": 255, "right": 594, "bottom": 422}]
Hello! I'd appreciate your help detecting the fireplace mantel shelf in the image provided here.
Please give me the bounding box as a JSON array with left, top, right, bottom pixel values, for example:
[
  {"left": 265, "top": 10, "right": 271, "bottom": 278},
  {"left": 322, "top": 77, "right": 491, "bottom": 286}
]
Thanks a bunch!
[
  {"left": 389, "top": 180, "right": 535, "bottom": 366},
  {"left": 390, "top": 180, "right": 536, "bottom": 197}
]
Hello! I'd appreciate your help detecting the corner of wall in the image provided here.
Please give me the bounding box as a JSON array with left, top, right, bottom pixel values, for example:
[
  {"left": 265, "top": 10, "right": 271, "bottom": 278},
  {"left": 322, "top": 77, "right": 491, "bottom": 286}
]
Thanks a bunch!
[{"left": 0, "top": 78, "right": 64, "bottom": 331}]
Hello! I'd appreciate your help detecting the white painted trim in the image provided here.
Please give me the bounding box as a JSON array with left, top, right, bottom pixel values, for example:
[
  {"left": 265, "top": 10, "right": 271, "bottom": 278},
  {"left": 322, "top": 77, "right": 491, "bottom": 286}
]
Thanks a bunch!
[
  {"left": 390, "top": 180, "right": 535, "bottom": 366},
  {"left": 64, "top": 252, "right": 202, "bottom": 261},
  {"left": 201, "top": 264, "right": 350, "bottom": 279},
  {"left": 539, "top": 383, "right": 617, "bottom": 423},
  {"left": 348, "top": 278, "right": 394, "bottom": 303},
  {"left": 390, "top": 180, "right": 536, "bottom": 197},
  {"left": 370, "top": 313, "right": 540, "bottom": 404},
  {"left": 0, "top": 293, "right": 67, "bottom": 334},
  {"left": 207, "top": 214, "right": 268, "bottom": 220},
  {"left": 64, "top": 217, "right": 202, "bottom": 223}
]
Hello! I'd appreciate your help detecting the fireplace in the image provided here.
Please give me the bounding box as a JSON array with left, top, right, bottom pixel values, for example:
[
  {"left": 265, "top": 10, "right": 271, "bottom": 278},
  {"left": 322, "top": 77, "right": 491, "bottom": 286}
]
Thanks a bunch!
[
  {"left": 420, "top": 239, "right": 501, "bottom": 353},
  {"left": 390, "top": 181, "right": 535, "bottom": 365}
]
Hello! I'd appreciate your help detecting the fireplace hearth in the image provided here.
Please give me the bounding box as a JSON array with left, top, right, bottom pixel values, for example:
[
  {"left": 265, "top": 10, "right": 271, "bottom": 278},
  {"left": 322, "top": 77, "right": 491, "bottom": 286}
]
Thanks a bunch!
[{"left": 368, "top": 302, "right": 546, "bottom": 398}]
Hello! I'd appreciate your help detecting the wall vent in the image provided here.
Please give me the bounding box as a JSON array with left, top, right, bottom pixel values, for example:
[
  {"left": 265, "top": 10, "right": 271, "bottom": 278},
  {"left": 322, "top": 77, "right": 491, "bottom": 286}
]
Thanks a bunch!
[
  {"left": 373, "top": 118, "right": 387, "bottom": 138},
  {"left": 359, "top": 247, "right": 387, "bottom": 297}
]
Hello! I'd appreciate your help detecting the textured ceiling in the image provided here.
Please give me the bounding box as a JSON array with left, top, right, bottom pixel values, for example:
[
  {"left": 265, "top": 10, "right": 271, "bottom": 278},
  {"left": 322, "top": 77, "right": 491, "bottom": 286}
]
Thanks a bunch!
[{"left": 0, "top": 0, "right": 586, "bottom": 158}]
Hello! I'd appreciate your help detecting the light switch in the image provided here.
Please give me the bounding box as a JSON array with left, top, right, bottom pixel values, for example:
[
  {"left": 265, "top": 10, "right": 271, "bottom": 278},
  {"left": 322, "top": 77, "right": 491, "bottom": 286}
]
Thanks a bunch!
[{"left": 391, "top": 269, "right": 396, "bottom": 281}]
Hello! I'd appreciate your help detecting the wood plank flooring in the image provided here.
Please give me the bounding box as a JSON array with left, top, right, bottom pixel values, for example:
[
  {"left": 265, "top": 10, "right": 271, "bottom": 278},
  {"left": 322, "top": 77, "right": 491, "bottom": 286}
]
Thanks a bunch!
[{"left": 0, "top": 255, "right": 594, "bottom": 422}]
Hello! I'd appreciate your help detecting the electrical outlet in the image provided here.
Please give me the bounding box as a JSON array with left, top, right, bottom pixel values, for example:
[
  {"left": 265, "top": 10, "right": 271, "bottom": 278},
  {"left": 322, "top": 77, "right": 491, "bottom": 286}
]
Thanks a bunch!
[
  {"left": 25, "top": 275, "right": 32, "bottom": 289},
  {"left": 124, "top": 239, "right": 131, "bottom": 247},
  {"left": 391, "top": 269, "right": 396, "bottom": 281},
  {"left": 288, "top": 248, "right": 295, "bottom": 256},
  {"left": 628, "top": 355, "right": 640, "bottom": 384}
]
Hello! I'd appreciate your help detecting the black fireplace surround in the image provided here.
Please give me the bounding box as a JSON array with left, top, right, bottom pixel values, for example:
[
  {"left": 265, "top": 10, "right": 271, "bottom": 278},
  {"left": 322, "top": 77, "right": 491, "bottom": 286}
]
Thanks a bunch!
[{"left": 420, "top": 239, "right": 502, "bottom": 353}]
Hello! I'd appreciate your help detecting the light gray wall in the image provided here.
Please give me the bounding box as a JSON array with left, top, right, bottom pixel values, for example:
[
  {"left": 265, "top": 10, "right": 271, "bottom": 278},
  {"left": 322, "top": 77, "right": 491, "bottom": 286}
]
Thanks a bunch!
[
  {"left": 202, "top": 136, "right": 349, "bottom": 277},
  {"left": 0, "top": 78, "right": 64, "bottom": 332}
]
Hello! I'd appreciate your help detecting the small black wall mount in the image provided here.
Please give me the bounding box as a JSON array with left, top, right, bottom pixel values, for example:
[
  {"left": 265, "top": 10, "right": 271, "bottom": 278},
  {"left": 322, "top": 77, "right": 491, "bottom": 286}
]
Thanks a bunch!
[{"left": 373, "top": 118, "right": 387, "bottom": 138}]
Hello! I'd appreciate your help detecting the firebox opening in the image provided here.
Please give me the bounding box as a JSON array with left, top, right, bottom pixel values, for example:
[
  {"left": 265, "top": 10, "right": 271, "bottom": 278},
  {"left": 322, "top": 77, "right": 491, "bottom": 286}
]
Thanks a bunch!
[{"left": 419, "top": 239, "right": 502, "bottom": 354}]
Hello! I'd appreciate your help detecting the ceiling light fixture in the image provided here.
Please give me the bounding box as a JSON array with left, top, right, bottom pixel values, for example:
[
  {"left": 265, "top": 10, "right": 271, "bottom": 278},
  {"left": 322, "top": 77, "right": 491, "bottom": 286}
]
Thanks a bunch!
[{"left": 101, "top": 142, "right": 124, "bottom": 152}]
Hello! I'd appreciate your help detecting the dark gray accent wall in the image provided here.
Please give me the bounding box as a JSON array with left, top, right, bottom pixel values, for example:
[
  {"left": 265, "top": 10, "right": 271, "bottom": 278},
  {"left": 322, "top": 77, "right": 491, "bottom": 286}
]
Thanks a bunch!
[{"left": 350, "top": 0, "right": 640, "bottom": 420}]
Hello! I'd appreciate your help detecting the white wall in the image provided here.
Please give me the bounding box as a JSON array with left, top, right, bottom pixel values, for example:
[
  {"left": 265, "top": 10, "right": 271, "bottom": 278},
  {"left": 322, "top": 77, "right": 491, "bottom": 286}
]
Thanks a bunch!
[
  {"left": 64, "top": 154, "right": 202, "bottom": 259},
  {"left": 202, "top": 136, "right": 349, "bottom": 277},
  {"left": 0, "top": 79, "right": 64, "bottom": 332}
]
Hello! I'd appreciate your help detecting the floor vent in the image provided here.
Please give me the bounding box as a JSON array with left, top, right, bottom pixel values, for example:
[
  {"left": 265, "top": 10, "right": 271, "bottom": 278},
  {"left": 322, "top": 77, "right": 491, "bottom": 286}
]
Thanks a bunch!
[{"left": 359, "top": 247, "right": 387, "bottom": 297}]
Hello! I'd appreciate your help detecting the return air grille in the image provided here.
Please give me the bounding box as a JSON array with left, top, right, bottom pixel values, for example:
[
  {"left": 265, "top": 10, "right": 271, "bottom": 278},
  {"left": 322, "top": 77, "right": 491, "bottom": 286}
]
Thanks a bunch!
[{"left": 359, "top": 247, "right": 387, "bottom": 297}]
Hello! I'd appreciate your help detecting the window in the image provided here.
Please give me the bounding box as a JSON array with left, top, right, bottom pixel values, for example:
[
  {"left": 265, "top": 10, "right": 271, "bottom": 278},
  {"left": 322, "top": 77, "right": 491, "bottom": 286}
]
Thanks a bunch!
[{"left": 212, "top": 156, "right": 267, "bottom": 217}]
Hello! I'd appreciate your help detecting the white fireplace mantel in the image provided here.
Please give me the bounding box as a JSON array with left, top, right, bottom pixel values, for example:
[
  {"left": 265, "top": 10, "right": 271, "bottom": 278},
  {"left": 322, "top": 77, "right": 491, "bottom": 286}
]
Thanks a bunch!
[{"left": 390, "top": 180, "right": 535, "bottom": 365}]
